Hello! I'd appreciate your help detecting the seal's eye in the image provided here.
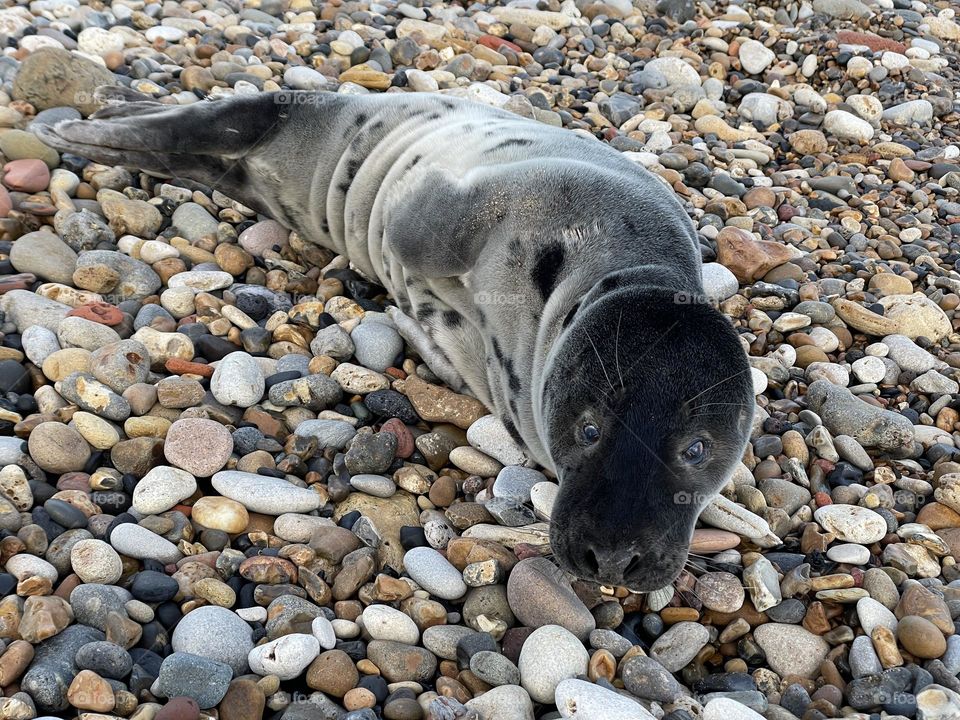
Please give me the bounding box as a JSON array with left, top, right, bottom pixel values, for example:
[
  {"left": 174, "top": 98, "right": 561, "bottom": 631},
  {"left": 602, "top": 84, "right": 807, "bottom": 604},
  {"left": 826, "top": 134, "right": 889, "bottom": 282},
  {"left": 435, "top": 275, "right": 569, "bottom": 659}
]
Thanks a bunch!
[
  {"left": 682, "top": 440, "right": 707, "bottom": 465},
  {"left": 581, "top": 423, "right": 600, "bottom": 445}
]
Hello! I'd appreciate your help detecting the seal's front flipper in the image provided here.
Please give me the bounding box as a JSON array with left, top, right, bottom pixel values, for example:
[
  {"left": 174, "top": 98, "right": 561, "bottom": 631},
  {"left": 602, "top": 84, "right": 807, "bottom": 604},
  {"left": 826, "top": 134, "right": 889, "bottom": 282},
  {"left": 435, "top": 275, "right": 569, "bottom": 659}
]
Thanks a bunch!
[
  {"left": 385, "top": 306, "right": 468, "bottom": 392},
  {"left": 32, "top": 91, "right": 292, "bottom": 213}
]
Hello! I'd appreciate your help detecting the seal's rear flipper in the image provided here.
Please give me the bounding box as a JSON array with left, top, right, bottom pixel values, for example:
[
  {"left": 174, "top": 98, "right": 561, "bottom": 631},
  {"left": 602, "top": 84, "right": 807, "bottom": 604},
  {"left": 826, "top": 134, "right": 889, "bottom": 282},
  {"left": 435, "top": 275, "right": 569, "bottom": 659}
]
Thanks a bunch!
[{"left": 32, "top": 89, "right": 291, "bottom": 212}]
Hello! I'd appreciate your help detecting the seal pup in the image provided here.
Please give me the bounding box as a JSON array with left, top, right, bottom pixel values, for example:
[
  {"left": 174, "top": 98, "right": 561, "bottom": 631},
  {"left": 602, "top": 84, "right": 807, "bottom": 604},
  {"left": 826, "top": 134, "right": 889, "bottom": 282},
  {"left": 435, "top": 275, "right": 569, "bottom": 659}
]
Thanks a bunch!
[{"left": 36, "top": 90, "right": 755, "bottom": 590}]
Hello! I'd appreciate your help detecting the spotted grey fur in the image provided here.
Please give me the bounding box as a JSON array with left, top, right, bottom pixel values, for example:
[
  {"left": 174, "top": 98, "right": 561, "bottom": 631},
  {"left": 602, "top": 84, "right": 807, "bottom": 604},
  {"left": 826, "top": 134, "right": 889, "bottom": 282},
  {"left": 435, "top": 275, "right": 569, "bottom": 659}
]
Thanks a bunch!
[{"left": 36, "top": 90, "right": 755, "bottom": 589}]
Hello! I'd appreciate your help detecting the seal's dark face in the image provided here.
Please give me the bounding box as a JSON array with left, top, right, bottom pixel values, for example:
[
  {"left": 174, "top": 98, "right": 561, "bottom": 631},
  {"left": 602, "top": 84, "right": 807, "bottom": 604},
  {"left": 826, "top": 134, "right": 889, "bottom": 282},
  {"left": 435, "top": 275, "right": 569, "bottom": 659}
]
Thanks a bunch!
[{"left": 542, "top": 286, "right": 754, "bottom": 591}]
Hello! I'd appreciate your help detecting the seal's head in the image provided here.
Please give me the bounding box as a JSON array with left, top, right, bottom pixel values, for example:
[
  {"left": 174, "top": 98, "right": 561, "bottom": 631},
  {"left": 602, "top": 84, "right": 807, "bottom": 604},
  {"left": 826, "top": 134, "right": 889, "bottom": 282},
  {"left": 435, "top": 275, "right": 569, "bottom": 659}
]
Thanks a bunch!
[{"left": 540, "top": 280, "right": 753, "bottom": 591}]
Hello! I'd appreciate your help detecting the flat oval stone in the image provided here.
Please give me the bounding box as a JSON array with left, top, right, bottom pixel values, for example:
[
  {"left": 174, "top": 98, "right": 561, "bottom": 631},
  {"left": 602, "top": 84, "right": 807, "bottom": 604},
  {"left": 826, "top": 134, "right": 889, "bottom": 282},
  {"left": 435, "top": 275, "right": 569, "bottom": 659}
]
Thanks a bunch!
[
  {"left": 814, "top": 505, "right": 887, "bottom": 544},
  {"left": 403, "top": 546, "right": 467, "bottom": 600},
  {"left": 211, "top": 471, "right": 321, "bottom": 515},
  {"left": 109, "top": 523, "right": 182, "bottom": 563},
  {"left": 506, "top": 557, "right": 596, "bottom": 641}
]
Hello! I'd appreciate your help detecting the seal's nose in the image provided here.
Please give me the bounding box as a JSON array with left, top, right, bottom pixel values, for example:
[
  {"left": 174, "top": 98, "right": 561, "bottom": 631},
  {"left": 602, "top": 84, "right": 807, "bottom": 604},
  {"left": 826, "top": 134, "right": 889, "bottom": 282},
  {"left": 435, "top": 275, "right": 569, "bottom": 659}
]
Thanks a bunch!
[{"left": 576, "top": 544, "right": 645, "bottom": 586}]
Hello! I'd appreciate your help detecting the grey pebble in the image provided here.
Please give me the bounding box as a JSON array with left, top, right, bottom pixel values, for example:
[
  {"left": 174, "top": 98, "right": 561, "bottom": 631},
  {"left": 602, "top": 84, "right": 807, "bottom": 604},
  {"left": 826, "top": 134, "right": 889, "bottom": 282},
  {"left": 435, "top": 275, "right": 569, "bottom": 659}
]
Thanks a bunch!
[
  {"left": 156, "top": 652, "right": 233, "bottom": 708},
  {"left": 171, "top": 605, "right": 254, "bottom": 675}
]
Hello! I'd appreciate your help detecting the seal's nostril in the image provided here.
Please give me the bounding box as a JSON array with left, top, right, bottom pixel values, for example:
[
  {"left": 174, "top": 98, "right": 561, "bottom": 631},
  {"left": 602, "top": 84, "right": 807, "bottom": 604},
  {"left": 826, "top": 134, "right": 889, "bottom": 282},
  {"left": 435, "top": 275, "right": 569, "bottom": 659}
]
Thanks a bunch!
[
  {"left": 584, "top": 548, "right": 599, "bottom": 574},
  {"left": 624, "top": 554, "right": 644, "bottom": 579}
]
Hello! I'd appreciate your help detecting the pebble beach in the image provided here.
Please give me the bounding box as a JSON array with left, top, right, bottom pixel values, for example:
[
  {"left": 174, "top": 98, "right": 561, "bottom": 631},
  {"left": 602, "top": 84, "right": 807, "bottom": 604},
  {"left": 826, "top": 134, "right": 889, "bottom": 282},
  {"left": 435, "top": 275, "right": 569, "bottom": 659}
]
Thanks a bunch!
[{"left": 0, "top": 0, "right": 956, "bottom": 718}]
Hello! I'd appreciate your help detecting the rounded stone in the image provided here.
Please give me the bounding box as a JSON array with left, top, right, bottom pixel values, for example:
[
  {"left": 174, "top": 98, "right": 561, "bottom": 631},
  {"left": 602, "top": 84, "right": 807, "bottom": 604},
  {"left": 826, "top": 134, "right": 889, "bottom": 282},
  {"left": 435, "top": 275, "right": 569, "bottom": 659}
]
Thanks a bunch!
[
  {"left": 70, "top": 539, "right": 123, "bottom": 584},
  {"left": 191, "top": 496, "right": 249, "bottom": 533},
  {"left": 898, "top": 615, "right": 946, "bottom": 659},
  {"left": 132, "top": 466, "right": 197, "bottom": 515},
  {"left": 210, "top": 352, "right": 265, "bottom": 408},
  {"left": 164, "top": 419, "right": 234, "bottom": 477},
  {"left": 518, "top": 625, "right": 589, "bottom": 704},
  {"left": 403, "top": 546, "right": 468, "bottom": 600},
  {"left": 350, "top": 322, "right": 403, "bottom": 373},
  {"left": 361, "top": 605, "right": 419, "bottom": 645},
  {"left": 171, "top": 606, "right": 254, "bottom": 675},
  {"left": 248, "top": 633, "right": 320, "bottom": 680},
  {"left": 28, "top": 422, "right": 91, "bottom": 474}
]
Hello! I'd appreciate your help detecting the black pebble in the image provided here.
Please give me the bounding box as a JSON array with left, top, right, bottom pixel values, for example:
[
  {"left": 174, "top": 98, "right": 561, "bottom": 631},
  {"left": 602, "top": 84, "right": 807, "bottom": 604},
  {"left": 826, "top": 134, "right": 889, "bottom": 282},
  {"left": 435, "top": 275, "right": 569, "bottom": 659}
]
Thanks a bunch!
[
  {"left": 399, "top": 526, "right": 428, "bottom": 550},
  {"left": 131, "top": 571, "right": 179, "bottom": 603},
  {"left": 0, "top": 360, "right": 29, "bottom": 394}
]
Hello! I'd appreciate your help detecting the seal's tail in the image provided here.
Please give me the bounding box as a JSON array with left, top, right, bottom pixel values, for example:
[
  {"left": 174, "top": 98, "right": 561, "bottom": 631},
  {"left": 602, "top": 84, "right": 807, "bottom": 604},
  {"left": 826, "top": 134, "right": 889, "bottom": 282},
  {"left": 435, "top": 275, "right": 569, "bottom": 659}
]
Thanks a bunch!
[{"left": 32, "top": 87, "right": 289, "bottom": 208}]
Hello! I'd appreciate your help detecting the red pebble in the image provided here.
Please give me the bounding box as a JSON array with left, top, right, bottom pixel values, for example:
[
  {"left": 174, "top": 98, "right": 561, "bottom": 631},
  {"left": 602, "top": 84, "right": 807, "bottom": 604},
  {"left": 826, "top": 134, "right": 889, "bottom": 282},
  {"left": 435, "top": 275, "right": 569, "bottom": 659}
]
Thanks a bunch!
[
  {"left": 513, "top": 543, "right": 543, "bottom": 561},
  {"left": 2, "top": 159, "right": 50, "bottom": 193},
  {"left": 0, "top": 272, "right": 35, "bottom": 294},
  {"left": 814, "top": 491, "right": 833, "bottom": 507},
  {"left": 478, "top": 34, "right": 522, "bottom": 53},
  {"left": 66, "top": 301, "right": 123, "bottom": 326},
  {"left": 836, "top": 30, "right": 906, "bottom": 53},
  {"left": 155, "top": 696, "right": 200, "bottom": 720},
  {"left": 165, "top": 358, "right": 214, "bottom": 377},
  {"left": 381, "top": 417, "right": 415, "bottom": 458}
]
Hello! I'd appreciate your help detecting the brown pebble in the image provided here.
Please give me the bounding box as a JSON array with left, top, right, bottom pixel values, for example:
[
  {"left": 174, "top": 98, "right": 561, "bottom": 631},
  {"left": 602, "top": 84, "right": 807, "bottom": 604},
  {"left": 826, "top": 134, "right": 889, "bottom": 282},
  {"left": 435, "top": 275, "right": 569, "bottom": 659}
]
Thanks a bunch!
[
  {"left": 897, "top": 615, "right": 946, "bottom": 659},
  {"left": 306, "top": 650, "right": 359, "bottom": 697},
  {"left": 343, "top": 687, "right": 376, "bottom": 711},
  {"left": 219, "top": 678, "right": 265, "bottom": 720},
  {"left": 67, "top": 669, "right": 115, "bottom": 712}
]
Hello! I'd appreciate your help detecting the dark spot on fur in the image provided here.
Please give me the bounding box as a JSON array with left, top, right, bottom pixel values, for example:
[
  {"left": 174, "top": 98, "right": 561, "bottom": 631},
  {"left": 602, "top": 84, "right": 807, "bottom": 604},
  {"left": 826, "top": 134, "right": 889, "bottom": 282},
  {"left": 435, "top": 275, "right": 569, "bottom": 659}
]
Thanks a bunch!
[
  {"left": 503, "top": 357, "right": 520, "bottom": 392},
  {"left": 345, "top": 158, "right": 361, "bottom": 181},
  {"left": 370, "top": 120, "right": 384, "bottom": 132},
  {"left": 502, "top": 417, "right": 523, "bottom": 444},
  {"left": 416, "top": 304, "right": 436, "bottom": 321},
  {"left": 321, "top": 218, "right": 329, "bottom": 233},
  {"left": 405, "top": 276, "right": 416, "bottom": 287},
  {"left": 442, "top": 310, "right": 462, "bottom": 327},
  {"left": 562, "top": 302, "right": 580, "bottom": 329},
  {"left": 622, "top": 214, "right": 640, "bottom": 236},
  {"left": 599, "top": 275, "right": 620, "bottom": 293},
  {"left": 492, "top": 138, "right": 533, "bottom": 151},
  {"left": 441, "top": 99, "right": 456, "bottom": 110},
  {"left": 337, "top": 182, "right": 350, "bottom": 195},
  {"left": 509, "top": 399, "right": 519, "bottom": 417},
  {"left": 355, "top": 112, "right": 368, "bottom": 126},
  {"left": 426, "top": 112, "right": 441, "bottom": 121},
  {"left": 492, "top": 337, "right": 503, "bottom": 363},
  {"left": 531, "top": 242, "right": 565, "bottom": 301}
]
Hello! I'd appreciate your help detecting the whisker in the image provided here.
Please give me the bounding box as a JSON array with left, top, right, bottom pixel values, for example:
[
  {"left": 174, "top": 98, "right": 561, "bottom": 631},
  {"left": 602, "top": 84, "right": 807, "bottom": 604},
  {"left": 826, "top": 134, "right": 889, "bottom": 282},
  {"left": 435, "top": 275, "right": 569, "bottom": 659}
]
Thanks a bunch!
[
  {"left": 614, "top": 308, "right": 625, "bottom": 391},
  {"left": 690, "top": 402, "right": 755, "bottom": 410},
  {"left": 681, "top": 367, "right": 753, "bottom": 408},
  {"left": 585, "top": 329, "right": 616, "bottom": 393}
]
